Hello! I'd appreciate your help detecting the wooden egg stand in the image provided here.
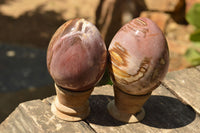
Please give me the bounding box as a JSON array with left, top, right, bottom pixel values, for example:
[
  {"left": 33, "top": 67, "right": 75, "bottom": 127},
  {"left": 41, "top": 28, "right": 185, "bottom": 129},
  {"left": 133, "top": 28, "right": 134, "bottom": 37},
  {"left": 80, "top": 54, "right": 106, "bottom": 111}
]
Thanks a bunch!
[
  {"left": 107, "top": 85, "right": 151, "bottom": 123},
  {"left": 51, "top": 84, "right": 93, "bottom": 121}
]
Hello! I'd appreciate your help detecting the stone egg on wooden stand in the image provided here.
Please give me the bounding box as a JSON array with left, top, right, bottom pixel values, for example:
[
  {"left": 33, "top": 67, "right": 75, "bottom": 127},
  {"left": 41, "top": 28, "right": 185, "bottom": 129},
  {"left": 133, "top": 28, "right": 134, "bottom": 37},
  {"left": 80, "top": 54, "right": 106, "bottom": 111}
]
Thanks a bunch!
[
  {"left": 107, "top": 17, "right": 169, "bottom": 123},
  {"left": 47, "top": 18, "right": 107, "bottom": 121}
]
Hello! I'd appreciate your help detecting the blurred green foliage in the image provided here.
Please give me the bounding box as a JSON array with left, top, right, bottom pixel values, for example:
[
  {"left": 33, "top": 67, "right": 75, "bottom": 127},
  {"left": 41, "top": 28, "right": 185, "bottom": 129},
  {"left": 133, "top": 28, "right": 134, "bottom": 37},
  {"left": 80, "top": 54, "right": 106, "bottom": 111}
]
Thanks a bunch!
[
  {"left": 190, "top": 29, "right": 200, "bottom": 41},
  {"left": 185, "top": 48, "right": 200, "bottom": 66},
  {"left": 185, "top": 3, "right": 200, "bottom": 66},
  {"left": 186, "top": 3, "right": 200, "bottom": 29}
]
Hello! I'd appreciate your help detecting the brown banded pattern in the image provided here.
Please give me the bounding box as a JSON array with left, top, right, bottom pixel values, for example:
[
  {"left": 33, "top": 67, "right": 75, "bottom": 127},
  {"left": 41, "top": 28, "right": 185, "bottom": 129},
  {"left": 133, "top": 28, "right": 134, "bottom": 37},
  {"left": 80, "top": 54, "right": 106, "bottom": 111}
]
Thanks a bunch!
[
  {"left": 109, "top": 42, "right": 128, "bottom": 67},
  {"left": 120, "top": 18, "right": 149, "bottom": 38},
  {"left": 110, "top": 57, "right": 150, "bottom": 85},
  {"left": 133, "top": 18, "right": 147, "bottom": 26}
]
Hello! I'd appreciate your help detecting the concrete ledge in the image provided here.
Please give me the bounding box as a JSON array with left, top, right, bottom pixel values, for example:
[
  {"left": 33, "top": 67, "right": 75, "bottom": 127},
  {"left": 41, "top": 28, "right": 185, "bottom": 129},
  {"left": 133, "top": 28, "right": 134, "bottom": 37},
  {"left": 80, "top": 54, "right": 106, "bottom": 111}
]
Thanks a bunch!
[{"left": 1, "top": 66, "right": 200, "bottom": 132}]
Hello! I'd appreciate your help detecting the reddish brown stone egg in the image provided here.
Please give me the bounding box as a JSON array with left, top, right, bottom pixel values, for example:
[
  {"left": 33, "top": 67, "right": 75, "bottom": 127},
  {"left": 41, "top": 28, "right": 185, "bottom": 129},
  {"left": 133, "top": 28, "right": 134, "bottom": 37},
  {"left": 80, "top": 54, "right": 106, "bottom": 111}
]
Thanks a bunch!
[
  {"left": 109, "top": 17, "right": 169, "bottom": 95},
  {"left": 47, "top": 18, "right": 107, "bottom": 91}
]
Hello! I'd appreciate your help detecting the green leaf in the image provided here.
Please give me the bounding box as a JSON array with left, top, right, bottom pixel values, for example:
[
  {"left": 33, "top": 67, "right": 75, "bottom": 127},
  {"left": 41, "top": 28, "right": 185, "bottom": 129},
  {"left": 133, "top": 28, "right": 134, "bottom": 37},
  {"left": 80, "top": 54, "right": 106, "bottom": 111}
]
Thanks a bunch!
[
  {"left": 97, "top": 67, "right": 113, "bottom": 86},
  {"left": 185, "top": 48, "right": 200, "bottom": 66},
  {"left": 190, "top": 29, "right": 200, "bottom": 42},
  {"left": 107, "top": 79, "right": 113, "bottom": 85},
  {"left": 186, "top": 3, "right": 200, "bottom": 28}
]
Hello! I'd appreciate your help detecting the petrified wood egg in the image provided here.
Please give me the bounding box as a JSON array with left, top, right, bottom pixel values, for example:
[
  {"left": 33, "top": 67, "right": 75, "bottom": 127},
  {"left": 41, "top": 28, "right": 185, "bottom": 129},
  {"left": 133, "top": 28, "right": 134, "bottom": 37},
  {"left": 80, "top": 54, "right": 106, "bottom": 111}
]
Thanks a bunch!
[
  {"left": 47, "top": 18, "right": 107, "bottom": 91},
  {"left": 109, "top": 17, "right": 169, "bottom": 95}
]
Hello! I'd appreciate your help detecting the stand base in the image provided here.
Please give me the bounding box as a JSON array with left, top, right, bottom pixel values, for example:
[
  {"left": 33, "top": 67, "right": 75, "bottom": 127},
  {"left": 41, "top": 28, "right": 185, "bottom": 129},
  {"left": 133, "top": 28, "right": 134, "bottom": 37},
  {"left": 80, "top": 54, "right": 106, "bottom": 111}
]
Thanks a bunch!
[
  {"left": 51, "top": 84, "right": 93, "bottom": 121},
  {"left": 51, "top": 96, "right": 90, "bottom": 121},
  {"left": 107, "top": 100, "right": 145, "bottom": 123}
]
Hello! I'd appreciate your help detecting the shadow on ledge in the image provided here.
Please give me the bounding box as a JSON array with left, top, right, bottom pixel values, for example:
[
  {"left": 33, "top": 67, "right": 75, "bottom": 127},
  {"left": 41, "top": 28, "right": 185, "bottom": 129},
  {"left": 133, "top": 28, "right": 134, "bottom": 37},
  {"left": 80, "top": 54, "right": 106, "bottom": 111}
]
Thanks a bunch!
[
  {"left": 87, "top": 95, "right": 125, "bottom": 126},
  {"left": 87, "top": 95, "right": 196, "bottom": 129},
  {"left": 142, "top": 95, "right": 196, "bottom": 129}
]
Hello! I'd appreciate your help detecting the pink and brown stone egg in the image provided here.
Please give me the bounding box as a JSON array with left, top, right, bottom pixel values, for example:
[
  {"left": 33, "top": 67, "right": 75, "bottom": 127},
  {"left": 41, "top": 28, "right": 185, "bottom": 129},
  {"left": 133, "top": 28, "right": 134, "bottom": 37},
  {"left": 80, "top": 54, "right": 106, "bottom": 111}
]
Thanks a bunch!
[
  {"left": 47, "top": 18, "right": 107, "bottom": 91},
  {"left": 109, "top": 17, "right": 169, "bottom": 95}
]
